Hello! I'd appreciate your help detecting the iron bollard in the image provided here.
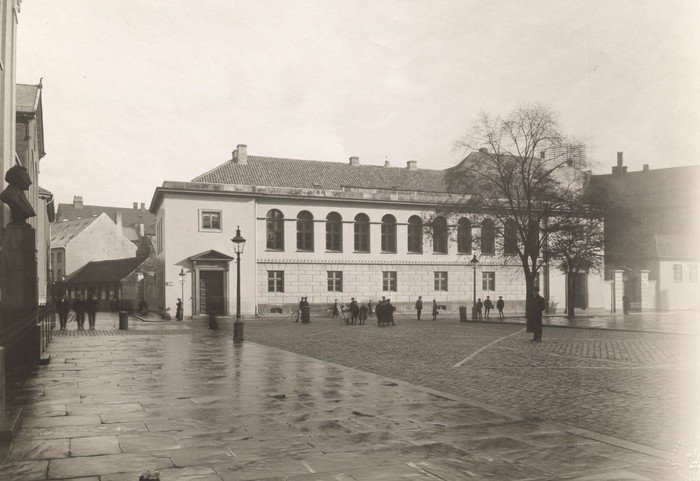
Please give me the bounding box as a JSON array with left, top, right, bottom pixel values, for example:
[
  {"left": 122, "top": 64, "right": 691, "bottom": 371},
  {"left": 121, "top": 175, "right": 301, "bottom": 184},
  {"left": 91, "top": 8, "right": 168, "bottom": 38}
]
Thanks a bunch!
[
  {"left": 233, "top": 320, "right": 244, "bottom": 342},
  {"left": 118, "top": 311, "right": 128, "bottom": 330},
  {"left": 301, "top": 306, "right": 310, "bottom": 324},
  {"left": 459, "top": 306, "right": 467, "bottom": 323}
]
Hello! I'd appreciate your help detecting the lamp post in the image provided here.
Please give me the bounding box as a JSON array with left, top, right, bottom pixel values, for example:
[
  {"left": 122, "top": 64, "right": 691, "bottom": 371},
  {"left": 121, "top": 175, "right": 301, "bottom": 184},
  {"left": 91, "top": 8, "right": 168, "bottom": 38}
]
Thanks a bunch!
[
  {"left": 231, "top": 226, "right": 246, "bottom": 342},
  {"left": 470, "top": 254, "right": 479, "bottom": 320},
  {"left": 178, "top": 268, "right": 186, "bottom": 320}
]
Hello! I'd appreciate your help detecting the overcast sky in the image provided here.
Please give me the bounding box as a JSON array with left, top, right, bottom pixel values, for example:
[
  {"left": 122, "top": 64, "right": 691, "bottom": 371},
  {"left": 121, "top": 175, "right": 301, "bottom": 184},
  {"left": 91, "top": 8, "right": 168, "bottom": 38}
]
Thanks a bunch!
[{"left": 17, "top": 0, "right": 700, "bottom": 208}]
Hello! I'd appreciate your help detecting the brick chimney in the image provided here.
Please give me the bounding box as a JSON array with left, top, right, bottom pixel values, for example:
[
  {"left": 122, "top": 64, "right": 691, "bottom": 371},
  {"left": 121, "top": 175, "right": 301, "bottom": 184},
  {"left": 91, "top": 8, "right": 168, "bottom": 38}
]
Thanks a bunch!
[
  {"left": 73, "top": 196, "right": 83, "bottom": 208},
  {"left": 349, "top": 156, "right": 360, "bottom": 166},
  {"left": 478, "top": 148, "right": 488, "bottom": 153},
  {"left": 233, "top": 144, "right": 247, "bottom": 165},
  {"left": 612, "top": 152, "right": 627, "bottom": 176},
  {"left": 140, "top": 202, "right": 145, "bottom": 210},
  {"left": 132, "top": 202, "right": 138, "bottom": 209},
  {"left": 643, "top": 164, "right": 649, "bottom": 172},
  {"left": 406, "top": 160, "right": 417, "bottom": 170}
]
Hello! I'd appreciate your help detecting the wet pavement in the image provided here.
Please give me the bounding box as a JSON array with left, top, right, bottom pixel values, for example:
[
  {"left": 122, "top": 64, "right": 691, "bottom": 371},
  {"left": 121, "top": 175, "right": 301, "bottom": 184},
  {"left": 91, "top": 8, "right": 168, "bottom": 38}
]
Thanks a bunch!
[{"left": 0, "top": 313, "right": 684, "bottom": 480}]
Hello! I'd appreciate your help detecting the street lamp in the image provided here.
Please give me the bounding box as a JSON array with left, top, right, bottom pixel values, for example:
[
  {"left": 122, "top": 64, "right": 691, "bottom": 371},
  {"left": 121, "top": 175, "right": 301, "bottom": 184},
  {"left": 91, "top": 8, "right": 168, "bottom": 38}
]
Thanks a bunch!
[
  {"left": 178, "top": 268, "right": 186, "bottom": 320},
  {"left": 470, "top": 254, "right": 479, "bottom": 320},
  {"left": 231, "top": 226, "right": 246, "bottom": 342}
]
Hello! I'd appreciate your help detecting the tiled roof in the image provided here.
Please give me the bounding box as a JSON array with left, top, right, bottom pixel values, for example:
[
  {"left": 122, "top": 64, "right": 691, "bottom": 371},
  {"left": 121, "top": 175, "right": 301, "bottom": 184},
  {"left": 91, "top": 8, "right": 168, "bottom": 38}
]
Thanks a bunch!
[
  {"left": 17, "top": 84, "right": 41, "bottom": 113},
  {"left": 654, "top": 235, "right": 700, "bottom": 260},
  {"left": 65, "top": 256, "right": 148, "bottom": 285},
  {"left": 50, "top": 216, "right": 100, "bottom": 248},
  {"left": 192, "top": 156, "right": 449, "bottom": 193},
  {"left": 56, "top": 203, "right": 156, "bottom": 236}
]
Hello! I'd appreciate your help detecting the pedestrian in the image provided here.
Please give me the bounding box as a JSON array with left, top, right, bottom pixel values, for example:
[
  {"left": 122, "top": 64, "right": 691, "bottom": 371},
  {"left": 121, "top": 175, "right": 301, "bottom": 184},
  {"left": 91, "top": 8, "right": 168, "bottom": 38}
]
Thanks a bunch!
[
  {"left": 432, "top": 299, "right": 438, "bottom": 321},
  {"left": 73, "top": 295, "right": 85, "bottom": 330},
  {"left": 386, "top": 298, "right": 396, "bottom": 326},
  {"left": 367, "top": 299, "right": 374, "bottom": 319},
  {"left": 176, "top": 298, "right": 183, "bottom": 320},
  {"left": 86, "top": 296, "right": 98, "bottom": 329},
  {"left": 415, "top": 296, "right": 423, "bottom": 320},
  {"left": 622, "top": 294, "right": 630, "bottom": 315},
  {"left": 476, "top": 298, "right": 483, "bottom": 319},
  {"left": 526, "top": 285, "right": 547, "bottom": 342},
  {"left": 484, "top": 296, "right": 493, "bottom": 318},
  {"left": 331, "top": 299, "right": 340, "bottom": 318},
  {"left": 359, "top": 303, "right": 368, "bottom": 325},
  {"left": 496, "top": 296, "right": 505, "bottom": 319},
  {"left": 349, "top": 297, "right": 359, "bottom": 324},
  {"left": 377, "top": 297, "right": 386, "bottom": 327},
  {"left": 56, "top": 295, "right": 69, "bottom": 330},
  {"left": 300, "top": 297, "right": 309, "bottom": 322}
]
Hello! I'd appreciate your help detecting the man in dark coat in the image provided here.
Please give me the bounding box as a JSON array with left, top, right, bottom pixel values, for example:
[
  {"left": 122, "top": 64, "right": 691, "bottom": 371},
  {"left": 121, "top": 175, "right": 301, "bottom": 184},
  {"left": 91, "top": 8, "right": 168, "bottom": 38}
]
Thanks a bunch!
[
  {"left": 377, "top": 297, "right": 386, "bottom": 326},
  {"left": 386, "top": 299, "right": 396, "bottom": 326},
  {"left": 496, "top": 296, "right": 505, "bottom": 318},
  {"left": 476, "top": 298, "right": 483, "bottom": 319},
  {"left": 56, "top": 296, "right": 69, "bottom": 330},
  {"left": 483, "top": 296, "right": 493, "bottom": 318},
  {"left": 526, "top": 286, "right": 547, "bottom": 342},
  {"left": 86, "top": 296, "right": 98, "bottom": 329},
  {"left": 349, "top": 298, "right": 359, "bottom": 324},
  {"left": 359, "top": 303, "right": 368, "bottom": 325},
  {"left": 414, "top": 296, "right": 423, "bottom": 320},
  {"left": 73, "top": 296, "right": 85, "bottom": 330},
  {"left": 176, "top": 298, "right": 183, "bottom": 320}
]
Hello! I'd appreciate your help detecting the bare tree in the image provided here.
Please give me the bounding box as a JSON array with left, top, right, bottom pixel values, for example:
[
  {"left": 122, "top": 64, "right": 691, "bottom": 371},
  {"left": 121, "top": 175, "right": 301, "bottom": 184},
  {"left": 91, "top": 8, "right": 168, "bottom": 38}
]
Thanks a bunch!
[
  {"left": 444, "top": 104, "right": 591, "bottom": 305},
  {"left": 545, "top": 209, "right": 604, "bottom": 318}
]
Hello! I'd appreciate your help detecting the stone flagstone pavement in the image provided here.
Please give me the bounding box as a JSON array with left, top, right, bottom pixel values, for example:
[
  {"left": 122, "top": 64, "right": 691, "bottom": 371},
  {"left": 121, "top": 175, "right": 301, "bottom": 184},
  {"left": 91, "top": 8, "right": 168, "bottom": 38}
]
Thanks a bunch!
[{"left": 0, "top": 318, "right": 680, "bottom": 480}]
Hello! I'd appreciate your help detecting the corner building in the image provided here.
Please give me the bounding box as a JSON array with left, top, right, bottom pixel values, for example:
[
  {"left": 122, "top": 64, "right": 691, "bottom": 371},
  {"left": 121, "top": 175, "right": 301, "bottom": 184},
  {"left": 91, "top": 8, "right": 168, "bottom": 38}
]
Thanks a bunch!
[{"left": 150, "top": 145, "right": 607, "bottom": 318}]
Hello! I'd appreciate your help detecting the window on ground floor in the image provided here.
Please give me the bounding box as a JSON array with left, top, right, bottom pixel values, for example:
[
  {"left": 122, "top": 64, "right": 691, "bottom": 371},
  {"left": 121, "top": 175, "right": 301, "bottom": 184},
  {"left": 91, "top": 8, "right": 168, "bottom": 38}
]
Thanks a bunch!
[
  {"left": 382, "top": 271, "right": 397, "bottom": 291},
  {"left": 327, "top": 271, "right": 343, "bottom": 292},
  {"left": 482, "top": 271, "right": 495, "bottom": 291},
  {"left": 434, "top": 271, "right": 448, "bottom": 291},
  {"left": 673, "top": 264, "right": 683, "bottom": 283},
  {"left": 268, "top": 271, "right": 284, "bottom": 292}
]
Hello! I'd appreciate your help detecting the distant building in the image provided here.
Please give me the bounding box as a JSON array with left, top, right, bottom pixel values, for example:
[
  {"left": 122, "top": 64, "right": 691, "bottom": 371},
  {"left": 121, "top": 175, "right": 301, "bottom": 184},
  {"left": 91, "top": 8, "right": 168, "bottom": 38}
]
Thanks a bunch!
[
  {"left": 50, "top": 212, "right": 136, "bottom": 280},
  {"left": 64, "top": 237, "right": 158, "bottom": 312},
  {"left": 56, "top": 196, "right": 156, "bottom": 246},
  {"left": 588, "top": 153, "right": 700, "bottom": 310},
  {"left": 16, "top": 82, "right": 54, "bottom": 304},
  {"left": 149, "top": 145, "right": 607, "bottom": 318}
]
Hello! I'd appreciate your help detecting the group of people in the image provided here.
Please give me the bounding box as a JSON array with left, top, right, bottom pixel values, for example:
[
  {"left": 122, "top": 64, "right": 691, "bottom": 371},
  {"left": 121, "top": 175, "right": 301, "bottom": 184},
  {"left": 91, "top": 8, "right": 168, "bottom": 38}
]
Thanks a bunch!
[
  {"left": 472, "top": 295, "right": 506, "bottom": 319},
  {"left": 330, "top": 297, "right": 397, "bottom": 327},
  {"left": 413, "top": 296, "right": 442, "bottom": 321},
  {"left": 55, "top": 295, "right": 98, "bottom": 330}
]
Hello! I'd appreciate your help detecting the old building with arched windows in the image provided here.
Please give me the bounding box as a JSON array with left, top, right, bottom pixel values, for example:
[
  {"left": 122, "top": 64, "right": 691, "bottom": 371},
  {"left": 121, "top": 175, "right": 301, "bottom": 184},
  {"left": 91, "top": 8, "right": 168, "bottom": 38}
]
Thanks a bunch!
[{"left": 149, "top": 144, "right": 608, "bottom": 318}]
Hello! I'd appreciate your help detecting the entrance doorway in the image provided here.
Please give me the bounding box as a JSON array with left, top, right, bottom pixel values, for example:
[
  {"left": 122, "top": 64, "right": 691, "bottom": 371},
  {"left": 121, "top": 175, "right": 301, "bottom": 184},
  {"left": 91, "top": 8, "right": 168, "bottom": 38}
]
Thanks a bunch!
[{"left": 199, "top": 270, "right": 224, "bottom": 315}]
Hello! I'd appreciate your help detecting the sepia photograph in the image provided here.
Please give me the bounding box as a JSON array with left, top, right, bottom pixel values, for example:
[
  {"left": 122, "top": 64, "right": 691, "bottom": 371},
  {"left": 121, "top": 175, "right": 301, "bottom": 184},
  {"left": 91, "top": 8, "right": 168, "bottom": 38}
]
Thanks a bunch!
[{"left": 0, "top": 1, "right": 698, "bottom": 479}]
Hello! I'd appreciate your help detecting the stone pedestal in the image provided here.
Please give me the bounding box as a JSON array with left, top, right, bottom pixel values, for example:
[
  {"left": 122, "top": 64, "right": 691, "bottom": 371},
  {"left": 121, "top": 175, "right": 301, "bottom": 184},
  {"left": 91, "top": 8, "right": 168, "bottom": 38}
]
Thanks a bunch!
[
  {"left": 613, "top": 270, "right": 624, "bottom": 313},
  {"left": 0, "top": 224, "right": 37, "bottom": 319}
]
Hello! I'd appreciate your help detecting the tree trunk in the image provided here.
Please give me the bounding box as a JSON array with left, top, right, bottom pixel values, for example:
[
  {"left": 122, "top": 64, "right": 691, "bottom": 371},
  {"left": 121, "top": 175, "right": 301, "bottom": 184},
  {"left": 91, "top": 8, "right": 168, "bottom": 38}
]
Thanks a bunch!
[{"left": 567, "top": 271, "right": 576, "bottom": 319}]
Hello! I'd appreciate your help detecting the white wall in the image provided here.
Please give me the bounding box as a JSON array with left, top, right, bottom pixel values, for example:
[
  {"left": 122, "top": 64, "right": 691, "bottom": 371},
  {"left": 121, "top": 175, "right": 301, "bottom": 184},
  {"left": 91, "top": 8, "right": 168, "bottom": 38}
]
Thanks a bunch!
[
  {"left": 159, "top": 194, "right": 256, "bottom": 317},
  {"left": 65, "top": 213, "right": 136, "bottom": 275},
  {"left": 657, "top": 261, "right": 700, "bottom": 310}
]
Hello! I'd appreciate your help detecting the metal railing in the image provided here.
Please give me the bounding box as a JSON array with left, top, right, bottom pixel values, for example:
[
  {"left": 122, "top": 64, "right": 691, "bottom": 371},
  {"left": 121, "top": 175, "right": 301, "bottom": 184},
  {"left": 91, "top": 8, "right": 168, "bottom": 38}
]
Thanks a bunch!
[{"left": 38, "top": 303, "right": 55, "bottom": 354}]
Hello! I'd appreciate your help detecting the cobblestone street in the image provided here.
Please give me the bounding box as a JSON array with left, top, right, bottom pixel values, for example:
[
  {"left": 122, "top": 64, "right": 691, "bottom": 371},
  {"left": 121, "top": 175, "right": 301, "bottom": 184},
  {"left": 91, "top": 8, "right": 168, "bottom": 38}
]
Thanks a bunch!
[{"left": 244, "top": 312, "right": 700, "bottom": 453}]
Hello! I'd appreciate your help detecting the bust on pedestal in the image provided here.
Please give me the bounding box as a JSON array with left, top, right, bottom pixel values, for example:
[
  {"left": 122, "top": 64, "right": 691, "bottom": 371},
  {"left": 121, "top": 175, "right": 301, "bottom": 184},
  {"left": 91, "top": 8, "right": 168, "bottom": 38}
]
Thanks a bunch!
[{"left": 0, "top": 165, "right": 37, "bottom": 318}]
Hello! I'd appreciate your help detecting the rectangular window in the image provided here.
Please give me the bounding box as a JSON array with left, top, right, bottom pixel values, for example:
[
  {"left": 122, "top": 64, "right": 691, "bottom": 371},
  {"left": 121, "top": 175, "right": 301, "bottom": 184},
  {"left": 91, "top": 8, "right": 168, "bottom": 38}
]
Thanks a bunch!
[
  {"left": 327, "top": 271, "right": 343, "bottom": 292},
  {"left": 673, "top": 264, "right": 683, "bottom": 283},
  {"left": 690, "top": 265, "right": 698, "bottom": 283},
  {"left": 382, "top": 271, "right": 397, "bottom": 292},
  {"left": 434, "top": 271, "right": 448, "bottom": 291},
  {"left": 268, "top": 271, "right": 284, "bottom": 292},
  {"left": 200, "top": 210, "right": 222, "bottom": 231},
  {"left": 482, "top": 271, "right": 496, "bottom": 291}
]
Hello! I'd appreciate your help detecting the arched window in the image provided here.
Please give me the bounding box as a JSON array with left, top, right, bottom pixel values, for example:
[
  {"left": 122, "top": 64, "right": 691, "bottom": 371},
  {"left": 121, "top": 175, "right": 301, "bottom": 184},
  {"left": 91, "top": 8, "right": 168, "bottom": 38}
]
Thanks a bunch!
[
  {"left": 481, "top": 219, "right": 495, "bottom": 255},
  {"left": 407, "top": 216, "right": 423, "bottom": 253},
  {"left": 354, "top": 213, "right": 370, "bottom": 252},
  {"left": 266, "top": 209, "right": 284, "bottom": 250},
  {"left": 326, "top": 212, "right": 342, "bottom": 251},
  {"left": 432, "top": 216, "right": 448, "bottom": 254},
  {"left": 381, "top": 214, "right": 397, "bottom": 253},
  {"left": 504, "top": 219, "right": 518, "bottom": 255},
  {"left": 296, "top": 211, "right": 314, "bottom": 251},
  {"left": 457, "top": 218, "right": 471, "bottom": 254}
]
